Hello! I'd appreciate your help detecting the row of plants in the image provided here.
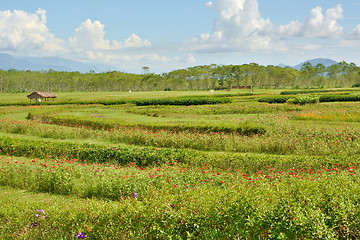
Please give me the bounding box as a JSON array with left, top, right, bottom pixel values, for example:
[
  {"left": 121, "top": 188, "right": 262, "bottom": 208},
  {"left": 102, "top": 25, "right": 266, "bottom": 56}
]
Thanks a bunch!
[
  {"left": 133, "top": 96, "right": 232, "bottom": 106},
  {"left": 286, "top": 96, "right": 320, "bottom": 105},
  {"left": 27, "top": 111, "right": 266, "bottom": 135},
  {"left": 1, "top": 154, "right": 360, "bottom": 239},
  {"left": 291, "top": 104, "right": 360, "bottom": 122},
  {"left": 0, "top": 99, "right": 128, "bottom": 107},
  {"left": 0, "top": 135, "right": 199, "bottom": 166},
  {"left": 318, "top": 94, "right": 360, "bottom": 102},
  {"left": 1, "top": 126, "right": 359, "bottom": 173},
  {"left": 258, "top": 95, "right": 293, "bottom": 103},
  {"left": 259, "top": 93, "right": 360, "bottom": 104},
  {"left": 0, "top": 95, "right": 233, "bottom": 107},
  {"left": 280, "top": 89, "right": 359, "bottom": 95},
  {"left": 4, "top": 109, "right": 360, "bottom": 156},
  {"left": 126, "top": 102, "right": 302, "bottom": 116}
]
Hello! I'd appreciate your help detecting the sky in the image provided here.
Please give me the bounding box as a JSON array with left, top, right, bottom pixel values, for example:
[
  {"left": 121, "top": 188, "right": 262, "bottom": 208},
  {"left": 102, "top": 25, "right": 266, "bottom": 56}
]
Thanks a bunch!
[{"left": 0, "top": 0, "right": 360, "bottom": 73}]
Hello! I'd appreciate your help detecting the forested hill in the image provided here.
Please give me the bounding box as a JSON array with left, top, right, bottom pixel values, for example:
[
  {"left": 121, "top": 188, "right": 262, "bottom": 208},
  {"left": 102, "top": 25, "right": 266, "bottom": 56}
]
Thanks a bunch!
[{"left": 0, "top": 61, "right": 359, "bottom": 93}]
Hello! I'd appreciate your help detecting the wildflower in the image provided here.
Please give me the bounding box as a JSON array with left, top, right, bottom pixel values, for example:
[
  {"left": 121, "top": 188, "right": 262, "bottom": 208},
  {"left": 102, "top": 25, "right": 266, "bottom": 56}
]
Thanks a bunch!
[
  {"left": 38, "top": 209, "right": 46, "bottom": 216},
  {"left": 134, "top": 191, "right": 138, "bottom": 198},
  {"left": 31, "top": 222, "right": 38, "bottom": 228},
  {"left": 170, "top": 204, "right": 175, "bottom": 208},
  {"left": 77, "top": 232, "right": 87, "bottom": 239}
]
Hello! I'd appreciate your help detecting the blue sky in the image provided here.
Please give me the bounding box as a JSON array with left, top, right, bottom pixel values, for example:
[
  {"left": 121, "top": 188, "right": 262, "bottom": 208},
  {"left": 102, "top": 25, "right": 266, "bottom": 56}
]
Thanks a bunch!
[{"left": 1, "top": 0, "right": 360, "bottom": 73}]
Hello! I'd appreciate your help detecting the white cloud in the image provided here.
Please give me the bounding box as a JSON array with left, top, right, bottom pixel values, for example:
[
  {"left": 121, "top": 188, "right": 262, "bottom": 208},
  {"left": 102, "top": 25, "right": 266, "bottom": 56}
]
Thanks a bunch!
[
  {"left": 69, "top": 19, "right": 110, "bottom": 50},
  {"left": 68, "top": 19, "right": 152, "bottom": 51},
  {"left": 191, "top": 0, "right": 344, "bottom": 53},
  {"left": 192, "top": 0, "right": 273, "bottom": 51},
  {"left": 279, "top": 4, "right": 343, "bottom": 39},
  {"left": 348, "top": 24, "right": 360, "bottom": 39},
  {"left": 113, "top": 33, "right": 151, "bottom": 48},
  {"left": 0, "top": 9, "right": 64, "bottom": 55},
  {"left": 0, "top": 9, "right": 168, "bottom": 71}
]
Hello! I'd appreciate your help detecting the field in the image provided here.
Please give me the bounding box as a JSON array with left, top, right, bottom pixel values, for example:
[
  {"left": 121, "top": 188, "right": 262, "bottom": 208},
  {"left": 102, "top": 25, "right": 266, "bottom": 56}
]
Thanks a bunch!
[{"left": 1, "top": 89, "right": 360, "bottom": 239}]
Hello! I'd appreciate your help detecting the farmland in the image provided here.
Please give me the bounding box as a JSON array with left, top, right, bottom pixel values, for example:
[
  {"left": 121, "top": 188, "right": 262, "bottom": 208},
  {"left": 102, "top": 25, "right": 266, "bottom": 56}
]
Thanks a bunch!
[{"left": 1, "top": 89, "right": 360, "bottom": 239}]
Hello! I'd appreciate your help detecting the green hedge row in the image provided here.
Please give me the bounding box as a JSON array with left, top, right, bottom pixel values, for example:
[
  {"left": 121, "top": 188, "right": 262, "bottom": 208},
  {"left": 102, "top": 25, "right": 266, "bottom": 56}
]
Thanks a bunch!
[
  {"left": 28, "top": 113, "right": 266, "bottom": 135},
  {"left": 280, "top": 89, "right": 359, "bottom": 95},
  {"left": 286, "top": 96, "right": 319, "bottom": 105},
  {"left": 0, "top": 134, "right": 358, "bottom": 172},
  {"left": 259, "top": 94, "right": 360, "bottom": 104},
  {"left": 1, "top": 96, "right": 232, "bottom": 107},
  {"left": 258, "top": 95, "right": 292, "bottom": 103},
  {"left": 318, "top": 94, "right": 360, "bottom": 102},
  {"left": 133, "top": 96, "right": 232, "bottom": 106},
  {"left": 0, "top": 136, "right": 199, "bottom": 166},
  {"left": 0, "top": 99, "right": 129, "bottom": 107}
]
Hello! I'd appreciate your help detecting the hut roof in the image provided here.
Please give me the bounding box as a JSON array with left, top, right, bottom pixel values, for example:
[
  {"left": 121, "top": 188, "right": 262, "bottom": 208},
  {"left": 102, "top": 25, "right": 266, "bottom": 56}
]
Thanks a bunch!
[{"left": 27, "top": 91, "right": 57, "bottom": 98}]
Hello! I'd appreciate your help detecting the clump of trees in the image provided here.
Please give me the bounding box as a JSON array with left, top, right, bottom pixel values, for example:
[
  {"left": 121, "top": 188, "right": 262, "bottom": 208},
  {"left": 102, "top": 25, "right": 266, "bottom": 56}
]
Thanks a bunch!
[{"left": 0, "top": 61, "right": 359, "bottom": 93}]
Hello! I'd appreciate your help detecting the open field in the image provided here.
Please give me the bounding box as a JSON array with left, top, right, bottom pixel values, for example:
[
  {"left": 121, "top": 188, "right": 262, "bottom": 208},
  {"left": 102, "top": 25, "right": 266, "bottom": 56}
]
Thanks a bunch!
[{"left": 1, "top": 89, "right": 360, "bottom": 239}]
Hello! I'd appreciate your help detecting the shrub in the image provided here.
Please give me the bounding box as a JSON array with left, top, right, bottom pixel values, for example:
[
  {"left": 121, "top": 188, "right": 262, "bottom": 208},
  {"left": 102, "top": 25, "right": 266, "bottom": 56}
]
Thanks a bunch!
[
  {"left": 258, "top": 96, "right": 292, "bottom": 103},
  {"left": 286, "top": 96, "right": 319, "bottom": 105},
  {"left": 280, "top": 89, "right": 360, "bottom": 95},
  {"left": 318, "top": 94, "right": 360, "bottom": 102},
  {"left": 0, "top": 135, "right": 200, "bottom": 166},
  {"left": 133, "top": 96, "right": 232, "bottom": 106}
]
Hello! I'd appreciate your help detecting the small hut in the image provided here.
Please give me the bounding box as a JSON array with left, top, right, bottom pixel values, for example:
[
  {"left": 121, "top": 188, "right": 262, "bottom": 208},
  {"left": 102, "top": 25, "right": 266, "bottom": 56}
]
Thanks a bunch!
[{"left": 27, "top": 91, "right": 57, "bottom": 102}]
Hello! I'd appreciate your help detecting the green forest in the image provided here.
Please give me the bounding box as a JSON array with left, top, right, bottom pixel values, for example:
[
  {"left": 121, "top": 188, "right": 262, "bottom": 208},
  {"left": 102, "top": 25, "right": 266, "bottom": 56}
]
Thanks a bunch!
[{"left": 1, "top": 61, "right": 360, "bottom": 93}]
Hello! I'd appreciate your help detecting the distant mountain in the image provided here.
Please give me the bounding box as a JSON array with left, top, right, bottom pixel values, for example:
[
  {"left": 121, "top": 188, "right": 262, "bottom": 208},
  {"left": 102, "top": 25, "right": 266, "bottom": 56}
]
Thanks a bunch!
[
  {"left": 0, "top": 53, "right": 117, "bottom": 73},
  {"left": 276, "top": 63, "right": 289, "bottom": 68},
  {"left": 293, "top": 58, "right": 338, "bottom": 70}
]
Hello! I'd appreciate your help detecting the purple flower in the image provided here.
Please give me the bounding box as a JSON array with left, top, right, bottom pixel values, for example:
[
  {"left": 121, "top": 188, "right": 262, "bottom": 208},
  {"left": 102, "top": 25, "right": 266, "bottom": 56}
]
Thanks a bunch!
[
  {"left": 170, "top": 204, "right": 175, "bottom": 209},
  {"left": 39, "top": 209, "right": 46, "bottom": 215},
  {"left": 134, "top": 190, "right": 138, "bottom": 198},
  {"left": 35, "top": 214, "right": 39, "bottom": 218},
  {"left": 77, "top": 232, "right": 87, "bottom": 239},
  {"left": 31, "top": 222, "right": 38, "bottom": 227}
]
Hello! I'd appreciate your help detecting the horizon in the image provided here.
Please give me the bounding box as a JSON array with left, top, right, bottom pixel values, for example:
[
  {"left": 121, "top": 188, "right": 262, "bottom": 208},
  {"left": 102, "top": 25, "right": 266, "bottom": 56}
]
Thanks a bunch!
[{"left": 1, "top": 0, "right": 360, "bottom": 73}]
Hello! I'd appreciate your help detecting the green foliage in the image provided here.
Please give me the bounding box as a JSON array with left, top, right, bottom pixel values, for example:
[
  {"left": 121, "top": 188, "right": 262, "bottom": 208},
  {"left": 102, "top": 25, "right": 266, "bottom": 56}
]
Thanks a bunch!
[
  {"left": 28, "top": 113, "right": 265, "bottom": 135},
  {"left": 0, "top": 135, "right": 199, "bottom": 166},
  {"left": 260, "top": 93, "right": 360, "bottom": 104},
  {"left": 2, "top": 90, "right": 360, "bottom": 238},
  {"left": 258, "top": 95, "right": 292, "bottom": 103},
  {"left": 133, "top": 96, "right": 232, "bottom": 106},
  {"left": 319, "top": 94, "right": 360, "bottom": 102},
  {"left": 280, "top": 89, "right": 359, "bottom": 95},
  {"left": 286, "top": 96, "right": 319, "bottom": 105},
  {"left": 1, "top": 156, "right": 360, "bottom": 239},
  {"left": 0, "top": 61, "right": 360, "bottom": 93}
]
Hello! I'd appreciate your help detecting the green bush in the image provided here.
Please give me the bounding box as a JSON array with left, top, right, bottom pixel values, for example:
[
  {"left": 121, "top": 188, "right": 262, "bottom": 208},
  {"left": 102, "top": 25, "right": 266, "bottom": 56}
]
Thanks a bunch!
[
  {"left": 319, "top": 94, "right": 360, "bottom": 102},
  {"left": 29, "top": 112, "right": 265, "bottom": 135},
  {"left": 133, "top": 96, "right": 232, "bottom": 106},
  {"left": 0, "top": 135, "right": 199, "bottom": 166},
  {"left": 258, "top": 95, "right": 292, "bottom": 103},
  {"left": 286, "top": 96, "right": 319, "bottom": 105},
  {"left": 280, "top": 89, "right": 360, "bottom": 95}
]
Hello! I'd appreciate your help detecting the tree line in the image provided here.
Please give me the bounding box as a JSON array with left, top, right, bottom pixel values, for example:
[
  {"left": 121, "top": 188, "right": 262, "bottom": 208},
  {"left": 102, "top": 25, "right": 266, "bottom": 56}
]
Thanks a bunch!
[{"left": 0, "top": 61, "right": 359, "bottom": 93}]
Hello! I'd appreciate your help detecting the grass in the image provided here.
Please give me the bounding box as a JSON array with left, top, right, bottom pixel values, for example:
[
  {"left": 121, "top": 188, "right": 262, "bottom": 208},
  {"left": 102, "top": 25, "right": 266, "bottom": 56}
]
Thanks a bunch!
[
  {"left": 1, "top": 89, "right": 360, "bottom": 238},
  {"left": 0, "top": 90, "right": 252, "bottom": 105}
]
